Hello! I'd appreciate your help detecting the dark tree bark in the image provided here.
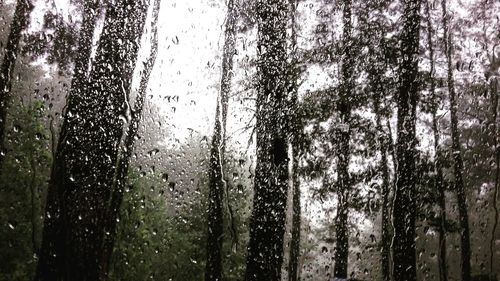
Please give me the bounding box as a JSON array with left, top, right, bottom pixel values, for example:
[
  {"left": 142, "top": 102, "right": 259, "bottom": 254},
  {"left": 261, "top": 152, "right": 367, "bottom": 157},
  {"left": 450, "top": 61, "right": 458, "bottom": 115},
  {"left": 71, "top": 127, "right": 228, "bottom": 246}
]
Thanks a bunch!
[
  {"left": 484, "top": 3, "right": 500, "bottom": 273},
  {"left": 288, "top": 0, "right": 301, "bottom": 280},
  {"left": 100, "top": 0, "right": 161, "bottom": 279},
  {"left": 35, "top": 0, "right": 148, "bottom": 280},
  {"left": 425, "top": 1, "right": 448, "bottom": 280},
  {"left": 333, "top": 0, "right": 353, "bottom": 278},
  {"left": 441, "top": 1, "right": 471, "bottom": 280},
  {"left": 205, "top": 0, "right": 236, "bottom": 280},
  {"left": 245, "top": 0, "right": 289, "bottom": 280},
  {"left": 36, "top": 1, "right": 100, "bottom": 279},
  {"left": 29, "top": 151, "right": 39, "bottom": 254},
  {"left": 377, "top": 108, "right": 391, "bottom": 281},
  {"left": 0, "top": 0, "right": 33, "bottom": 169},
  {"left": 490, "top": 77, "right": 499, "bottom": 280},
  {"left": 365, "top": 24, "right": 391, "bottom": 281},
  {"left": 371, "top": 84, "right": 391, "bottom": 281},
  {"left": 392, "top": 0, "right": 421, "bottom": 280},
  {"left": 288, "top": 141, "right": 301, "bottom": 281}
]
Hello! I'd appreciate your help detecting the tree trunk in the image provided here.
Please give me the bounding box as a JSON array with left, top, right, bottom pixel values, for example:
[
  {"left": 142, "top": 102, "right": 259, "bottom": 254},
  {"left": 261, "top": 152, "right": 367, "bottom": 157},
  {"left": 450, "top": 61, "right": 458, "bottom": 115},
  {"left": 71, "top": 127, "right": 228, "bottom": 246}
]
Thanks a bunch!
[
  {"left": 489, "top": 77, "right": 499, "bottom": 280},
  {"left": 288, "top": 1, "right": 301, "bottom": 280},
  {"left": 373, "top": 93, "right": 391, "bottom": 281},
  {"left": 392, "top": 0, "right": 421, "bottom": 280},
  {"left": 35, "top": 0, "right": 148, "bottom": 280},
  {"left": 441, "top": 1, "right": 471, "bottom": 280},
  {"left": 245, "top": 0, "right": 289, "bottom": 280},
  {"left": 366, "top": 28, "right": 391, "bottom": 280},
  {"left": 288, "top": 146, "right": 301, "bottom": 281},
  {"left": 333, "top": 0, "right": 353, "bottom": 278},
  {"left": 426, "top": 1, "right": 448, "bottom": 280},
  {"left": 29, "top": 152, "right": 39, "bottom": 254},
  {"left": 0, "top": 0, "right": 33, "bottom": 169},
  {"left": 205, "top": 0, "right": 236, "bottom": 280},
  {"left": 100, "top": 1, "right": 160, "bottom": 279},
  {"left": 36, "top": 1, "right": 100, "bottom": 279}
]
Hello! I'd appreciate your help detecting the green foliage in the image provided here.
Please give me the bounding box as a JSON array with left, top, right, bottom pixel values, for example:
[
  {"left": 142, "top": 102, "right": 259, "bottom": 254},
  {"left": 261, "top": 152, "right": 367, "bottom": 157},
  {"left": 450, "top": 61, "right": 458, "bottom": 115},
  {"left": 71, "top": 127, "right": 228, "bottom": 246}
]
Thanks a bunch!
[
  {"left": 109, "top": 163, "right": 207, "bottom": 280},
  {"left": 23, "top": 11, "right": 78, "bottom": 74},
  {"left": 109, "top": 145, "right": 251, "bottom": 281},
  {"left": 0, "top": 101, "right": 51, "bottom": 281}
]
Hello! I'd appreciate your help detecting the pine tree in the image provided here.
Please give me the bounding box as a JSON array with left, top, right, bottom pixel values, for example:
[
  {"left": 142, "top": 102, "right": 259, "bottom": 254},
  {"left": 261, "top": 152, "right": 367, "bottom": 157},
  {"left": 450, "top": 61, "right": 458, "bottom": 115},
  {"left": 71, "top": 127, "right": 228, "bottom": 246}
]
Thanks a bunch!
[
  {"left": 288, "top": 0, "right": 302, "bottom": 280},
  {"left": 425, "top": 1, "right": 448, "bottom": 279},
  {"left": 369, "top": 57, "right": 392, "bottom": 281},
  {"left": 36, "top": 1, "right": 101, "bottom": 278},
  {"left": 205, "top": 0, "right": 237, "bottom": 280},
  {"left": 100, "top": 0, "right": 161, "bottom": 278},
  {"left": 36, "top": 1, "right": 149, "bottom": 280},
  {"left": 392, "top": 0, "right": 422, "bottom": 280},
  {"left": 333, "top": 0, "right": 353, "bottom": 278},
  {"left": 245, "top": 0, "right": 290, "bottom": 280},
  {"left": 441, "top": 0, "right": 471, "bottom": 279}
]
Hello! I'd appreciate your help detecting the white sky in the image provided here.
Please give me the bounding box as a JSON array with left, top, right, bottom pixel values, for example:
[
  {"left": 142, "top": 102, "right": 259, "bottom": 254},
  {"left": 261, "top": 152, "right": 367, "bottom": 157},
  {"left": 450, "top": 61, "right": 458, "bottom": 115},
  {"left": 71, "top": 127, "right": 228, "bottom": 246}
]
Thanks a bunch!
[{"left": 143, "top": 0, "right": 226, "bottom": 140}]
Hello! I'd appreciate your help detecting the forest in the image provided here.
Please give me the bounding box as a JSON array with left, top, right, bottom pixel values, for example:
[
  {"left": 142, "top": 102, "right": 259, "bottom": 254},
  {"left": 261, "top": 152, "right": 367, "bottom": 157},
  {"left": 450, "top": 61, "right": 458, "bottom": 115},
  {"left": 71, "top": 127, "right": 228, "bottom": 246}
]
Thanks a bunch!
[{"left": 0, "top": 0, "right": 499, "bottom": 280}]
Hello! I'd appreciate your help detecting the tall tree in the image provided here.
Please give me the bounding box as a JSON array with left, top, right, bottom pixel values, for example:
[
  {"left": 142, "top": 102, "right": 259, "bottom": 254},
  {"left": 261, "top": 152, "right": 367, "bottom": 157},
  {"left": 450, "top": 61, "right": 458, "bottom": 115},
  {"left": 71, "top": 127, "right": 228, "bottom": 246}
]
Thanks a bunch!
[
  {"left": 245, "top": 0, "right": 290, "bottom": 280},
  {"left": 375, "top": 94, "right": 391, "bottom": 281},
  {"left": 481, "top": 2, "right": 500, "bottom": 277},
  {"left": 441, "top": 0, "right": 471, "bottom": 280},
  {"left": 0, "top": 0, "right": 33, "bottom": 169},
  {"left": 425, "top": 1, "right": 448, "bottom": 280},
  {"left": 287, "top": 0, "right": 301, "bottom": 280},
  {"left": 392, "top": 0, "right": 421, "bottom": 280},
  {"left": 100, "top": 0, "right": 161, "bottom": 278},
  {"left": 205, "top": 0, "right": 237, "bottom": 280},
  {"left": 333, "top": 0, "right": 353, "bottom": 278},
  {"left": 489, "top": 75, "right": 499, "bottom": 280},
  {"left": 367, "top": 44, "right": 392, "bottom": 280},
  {"left": 35, "top": 0, "right": 149, "bottom": 280},
  {"left": 36, "top": 0, "right": 101, "bottom": 278},
  {"left": 489, "top": 75, "right": 499, "bottom": 281}
]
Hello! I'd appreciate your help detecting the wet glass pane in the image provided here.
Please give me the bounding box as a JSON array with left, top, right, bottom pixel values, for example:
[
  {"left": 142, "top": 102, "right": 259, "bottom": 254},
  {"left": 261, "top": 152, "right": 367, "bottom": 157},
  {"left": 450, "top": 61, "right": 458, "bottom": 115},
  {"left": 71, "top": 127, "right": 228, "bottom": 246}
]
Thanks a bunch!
[{"left": 0, "top": 0, "right": 499, "bottom": 280}]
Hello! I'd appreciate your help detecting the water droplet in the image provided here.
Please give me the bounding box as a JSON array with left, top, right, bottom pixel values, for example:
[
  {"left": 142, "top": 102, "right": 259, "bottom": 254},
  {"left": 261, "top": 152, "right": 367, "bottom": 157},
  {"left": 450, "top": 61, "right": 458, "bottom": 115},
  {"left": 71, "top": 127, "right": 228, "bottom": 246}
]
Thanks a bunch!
[{"left": 162, "top": 173, "right": 169, "bottom": 182}]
